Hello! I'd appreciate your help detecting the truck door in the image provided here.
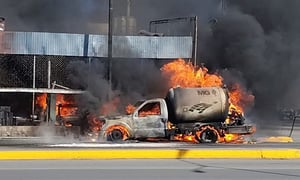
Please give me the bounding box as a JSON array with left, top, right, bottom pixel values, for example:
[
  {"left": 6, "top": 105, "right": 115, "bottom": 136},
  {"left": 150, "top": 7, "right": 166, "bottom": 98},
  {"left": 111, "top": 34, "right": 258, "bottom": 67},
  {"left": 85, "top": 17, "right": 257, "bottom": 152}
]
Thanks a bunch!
[{"left": 132, "top": 100, "right": 167, "bottom": 138}]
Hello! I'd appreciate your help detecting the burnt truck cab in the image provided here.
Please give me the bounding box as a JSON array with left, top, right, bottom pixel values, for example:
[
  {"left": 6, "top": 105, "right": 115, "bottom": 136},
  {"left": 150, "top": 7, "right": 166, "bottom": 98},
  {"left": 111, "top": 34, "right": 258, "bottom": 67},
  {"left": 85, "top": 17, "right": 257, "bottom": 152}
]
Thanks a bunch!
[
  {"left": 99, "top": 98, "right": 169, "bottom": 141},
  {"left": 131, "top": 98, "right": 168, "bottom": 138}
]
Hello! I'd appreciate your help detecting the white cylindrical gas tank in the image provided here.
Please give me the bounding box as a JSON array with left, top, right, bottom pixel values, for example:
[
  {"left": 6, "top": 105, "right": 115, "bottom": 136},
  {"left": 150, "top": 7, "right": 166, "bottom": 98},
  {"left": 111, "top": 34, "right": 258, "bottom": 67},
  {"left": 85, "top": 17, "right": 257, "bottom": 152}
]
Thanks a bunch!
[{"left": 166, "top": 87, "right": 229, "bottom": 124}]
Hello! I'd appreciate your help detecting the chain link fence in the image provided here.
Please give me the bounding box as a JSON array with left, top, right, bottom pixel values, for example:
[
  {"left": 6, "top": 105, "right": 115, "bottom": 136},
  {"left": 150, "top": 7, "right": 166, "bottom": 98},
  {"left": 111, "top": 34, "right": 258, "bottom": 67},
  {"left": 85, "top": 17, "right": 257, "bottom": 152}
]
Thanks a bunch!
[
  {"left": 0, "top": 55, "right": 89, "bottom": 117},
  {"left": 0, "top": 55, "right": 88, "bottom": 88},
  {"left": 0, "top": 55, "right": 33, "bottom": 88}
]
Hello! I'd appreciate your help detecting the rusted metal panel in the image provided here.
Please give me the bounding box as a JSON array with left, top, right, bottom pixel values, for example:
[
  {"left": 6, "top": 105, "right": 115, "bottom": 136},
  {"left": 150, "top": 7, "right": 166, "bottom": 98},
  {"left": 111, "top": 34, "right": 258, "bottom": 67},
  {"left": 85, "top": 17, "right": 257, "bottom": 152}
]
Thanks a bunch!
[{"left": 0, "top": 32, "right": 192, "bottom": 58}]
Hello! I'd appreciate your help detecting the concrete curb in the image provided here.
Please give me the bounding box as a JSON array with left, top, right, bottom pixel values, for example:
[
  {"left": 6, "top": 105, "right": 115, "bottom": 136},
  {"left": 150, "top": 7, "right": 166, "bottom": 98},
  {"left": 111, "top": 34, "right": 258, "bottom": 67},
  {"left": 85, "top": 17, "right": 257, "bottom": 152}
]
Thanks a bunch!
[{"left": 0, "top": 149, "right": 299, "bottom": 160}]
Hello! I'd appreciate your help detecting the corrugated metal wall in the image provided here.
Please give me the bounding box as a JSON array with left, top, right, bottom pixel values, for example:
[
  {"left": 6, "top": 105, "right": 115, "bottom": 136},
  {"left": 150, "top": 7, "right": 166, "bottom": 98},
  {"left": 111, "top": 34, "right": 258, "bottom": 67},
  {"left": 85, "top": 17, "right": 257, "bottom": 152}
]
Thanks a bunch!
[{"left": 0, "top": 32, "right": 192, "bottom": 59}]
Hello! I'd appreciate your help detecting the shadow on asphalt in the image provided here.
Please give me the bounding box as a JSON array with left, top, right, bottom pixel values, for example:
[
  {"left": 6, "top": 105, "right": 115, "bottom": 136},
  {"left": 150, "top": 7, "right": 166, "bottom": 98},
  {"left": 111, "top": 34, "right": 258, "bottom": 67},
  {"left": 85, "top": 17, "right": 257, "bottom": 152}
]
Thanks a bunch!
[{"left": 176, "top": 157, "right": 300, "bottom": 177}]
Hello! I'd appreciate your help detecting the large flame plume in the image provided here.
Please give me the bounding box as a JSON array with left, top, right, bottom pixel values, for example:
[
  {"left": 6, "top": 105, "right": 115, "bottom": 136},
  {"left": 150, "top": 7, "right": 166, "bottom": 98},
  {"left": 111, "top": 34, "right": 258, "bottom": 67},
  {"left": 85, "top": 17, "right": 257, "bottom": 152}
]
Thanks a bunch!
[
  {"left": 161, "top": 59, "right": 223, "bottom": 88},
  {"left": 160, "top": 59, "right": 254, "bottom": 143},
  {"left": 161, "top": 59, "right": 254, "bottom": 116}
]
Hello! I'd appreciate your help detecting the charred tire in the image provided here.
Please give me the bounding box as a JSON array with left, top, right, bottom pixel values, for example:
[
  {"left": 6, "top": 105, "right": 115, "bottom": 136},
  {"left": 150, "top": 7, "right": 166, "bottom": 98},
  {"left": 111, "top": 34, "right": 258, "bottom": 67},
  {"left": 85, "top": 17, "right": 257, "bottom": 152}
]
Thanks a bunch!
[
  {"left": 107, "top": 129, "right": 124, "bottom": 141},
  {"left": 197, "top": 128, "right": 218, "bottom": 143}
]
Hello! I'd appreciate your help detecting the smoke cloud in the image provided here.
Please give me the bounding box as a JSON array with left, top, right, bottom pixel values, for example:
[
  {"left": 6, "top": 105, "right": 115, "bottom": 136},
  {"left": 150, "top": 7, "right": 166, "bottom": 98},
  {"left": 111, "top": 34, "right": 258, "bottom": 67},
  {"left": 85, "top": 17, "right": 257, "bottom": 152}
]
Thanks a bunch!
[
  {"left": 0, "top": 0, "right": 219, "bottom": 33},
  {"left": 67, "top": 57, "right": 168, "bottom": 116},
  {"left": 197, "top": 1, "right": 300, "bottom": 128},
  {"left": 0, "top": 0, "right": 107, "bottom": 33}
]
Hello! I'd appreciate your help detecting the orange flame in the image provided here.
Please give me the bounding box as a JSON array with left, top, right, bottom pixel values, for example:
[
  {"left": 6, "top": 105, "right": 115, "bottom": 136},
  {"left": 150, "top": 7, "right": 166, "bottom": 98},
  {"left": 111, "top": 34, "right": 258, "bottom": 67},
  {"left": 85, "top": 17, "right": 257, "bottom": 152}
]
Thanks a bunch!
[
  {"left": 161, "top": 59, "right": 223, "bottom": 88},
  {"left": 88, "top": 114, "right": 104, "bottom": 133},
  {"left": 173, "top": 126, "right": 248, "bottom": 144},
  {"left": 126, "top": 103, "right": 161, "bottom": 117},
  {"left": 36, "top": 94, "right": 77, "bottom": 116},
  {"left": 36, "top": 93, "right": 47, "bottom": 111},
  {"left": 57, "top": 106, "right": 78, "bottom": 116},
  {"left": 138, "top": 103, "right": 160, "bottom": 117},
  {"left": 173, "top": 134, "right": 198, "bottom": 143},
  {"left": 56, "top": 94, "right": 77, "bottom": 116},
  {"left": 220, "top": 134, "right": 244, "bottom": 143},
  {"left": 228, "top": 83, "right": 255, "bottom": 113},
  {"left": 126, "top": 104, "right": 136, "bottom": 115}
]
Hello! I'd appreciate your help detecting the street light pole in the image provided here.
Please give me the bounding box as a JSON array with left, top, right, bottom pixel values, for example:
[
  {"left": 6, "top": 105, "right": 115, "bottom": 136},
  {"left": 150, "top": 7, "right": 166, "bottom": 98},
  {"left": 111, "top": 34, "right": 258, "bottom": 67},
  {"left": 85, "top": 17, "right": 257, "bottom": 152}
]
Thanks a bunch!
[
  {"left": 193, "top": 16, "right": 198, "bottom": 66},
  {"left": 107, "top": 0, "right": 113, "bottom": 100}
]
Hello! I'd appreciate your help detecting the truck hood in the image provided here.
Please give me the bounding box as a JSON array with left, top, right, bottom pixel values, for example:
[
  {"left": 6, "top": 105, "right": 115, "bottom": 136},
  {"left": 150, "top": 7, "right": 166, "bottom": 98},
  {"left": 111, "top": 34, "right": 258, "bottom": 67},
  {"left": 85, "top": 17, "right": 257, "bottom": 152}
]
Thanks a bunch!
[
  {"left": 102, "top": 115, "right": 133, "bottom": 126},
  {"left": 102, "top": 115, "right": 131, "bottom": 121}
]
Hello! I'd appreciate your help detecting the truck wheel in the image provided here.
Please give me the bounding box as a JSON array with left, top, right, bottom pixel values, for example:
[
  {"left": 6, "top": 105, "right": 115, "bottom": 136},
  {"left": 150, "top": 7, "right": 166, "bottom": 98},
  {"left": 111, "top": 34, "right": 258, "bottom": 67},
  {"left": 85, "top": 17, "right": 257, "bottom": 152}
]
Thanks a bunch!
[
  {"left": 107, "top": 129, "right": 124, "bottom": 141},
  {"left": 196, "top": 127, "right": 219, "bottom": 143},
  {"left": 105, "top": 125, "right": 130, "bottom": 142}
]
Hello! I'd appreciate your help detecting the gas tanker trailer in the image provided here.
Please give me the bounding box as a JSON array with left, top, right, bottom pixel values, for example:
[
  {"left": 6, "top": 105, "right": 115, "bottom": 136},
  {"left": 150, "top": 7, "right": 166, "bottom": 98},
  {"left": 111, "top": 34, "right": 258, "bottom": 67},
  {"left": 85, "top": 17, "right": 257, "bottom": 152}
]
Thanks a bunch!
[{"left": 99, "top": 87, "right": 254, "bottom": 143}]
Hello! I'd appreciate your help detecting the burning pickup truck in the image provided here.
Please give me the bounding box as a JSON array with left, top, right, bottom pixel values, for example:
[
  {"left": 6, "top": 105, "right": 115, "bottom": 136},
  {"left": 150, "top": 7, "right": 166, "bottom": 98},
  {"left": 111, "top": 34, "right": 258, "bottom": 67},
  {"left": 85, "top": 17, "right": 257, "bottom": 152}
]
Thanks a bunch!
[{"left": 99, "top": 86, "right": 255, "bottom": 143}]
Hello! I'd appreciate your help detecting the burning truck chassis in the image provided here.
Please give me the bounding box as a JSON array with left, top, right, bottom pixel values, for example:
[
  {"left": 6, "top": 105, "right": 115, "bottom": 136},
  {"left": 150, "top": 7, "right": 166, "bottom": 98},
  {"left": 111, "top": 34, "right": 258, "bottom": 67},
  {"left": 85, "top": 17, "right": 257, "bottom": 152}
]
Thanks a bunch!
[
  {"left": 103, "top": 59, "right": 255, "bottom": 144},
  {"left": 99, "top": 86, "right": 255, "bottom": 144}
]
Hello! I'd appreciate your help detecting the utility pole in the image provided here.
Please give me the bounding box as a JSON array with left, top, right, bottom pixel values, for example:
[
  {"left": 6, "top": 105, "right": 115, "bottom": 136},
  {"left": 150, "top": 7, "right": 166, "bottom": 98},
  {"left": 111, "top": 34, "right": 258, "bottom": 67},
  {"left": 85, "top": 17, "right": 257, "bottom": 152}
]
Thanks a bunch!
[
  {"left": 193, "top": 16, "right": 198, "bottom": 66},
  {"left": 31, "top": 56, "right": 36, "bottom": 121},
  {"left": 107, "top": 0, "right": 113, "bottom": 100}
]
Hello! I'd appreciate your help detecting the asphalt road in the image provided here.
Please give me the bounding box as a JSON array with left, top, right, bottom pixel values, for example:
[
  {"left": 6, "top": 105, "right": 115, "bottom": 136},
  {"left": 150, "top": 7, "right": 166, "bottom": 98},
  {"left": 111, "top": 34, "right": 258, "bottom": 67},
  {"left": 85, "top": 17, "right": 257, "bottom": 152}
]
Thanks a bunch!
[{"left": 1, "top": 159, "right": 300, "bottom": 180}]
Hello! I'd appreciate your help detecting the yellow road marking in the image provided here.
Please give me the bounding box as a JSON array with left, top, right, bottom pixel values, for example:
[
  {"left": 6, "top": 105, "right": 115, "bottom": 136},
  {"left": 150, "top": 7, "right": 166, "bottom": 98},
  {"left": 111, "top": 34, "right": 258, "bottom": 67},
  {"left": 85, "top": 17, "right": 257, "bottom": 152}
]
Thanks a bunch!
[{"left": 0, "top": 149, "right": 299, "bottom": 160}]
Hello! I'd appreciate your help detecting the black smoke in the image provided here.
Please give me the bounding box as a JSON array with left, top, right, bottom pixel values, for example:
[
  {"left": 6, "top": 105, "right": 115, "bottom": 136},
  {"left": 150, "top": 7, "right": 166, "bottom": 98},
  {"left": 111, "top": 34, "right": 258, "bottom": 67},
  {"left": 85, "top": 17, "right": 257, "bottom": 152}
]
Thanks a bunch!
[
  {"left": 67, "top": 58, "right": 168, "bottom": 115},
  {"left": 0, "top": 0, "right": 107, "bottom": 33},
  {"left": 199, "top": 1, "right": 300, "bottom": 127},
  {"left": 0, "top": 0, "right": 219, "bottom": 33},
  {"left": 2, "top": 0, "right": 300, "bottom": 128}
]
